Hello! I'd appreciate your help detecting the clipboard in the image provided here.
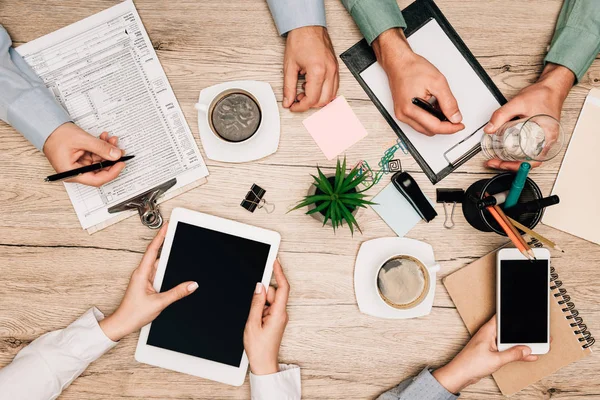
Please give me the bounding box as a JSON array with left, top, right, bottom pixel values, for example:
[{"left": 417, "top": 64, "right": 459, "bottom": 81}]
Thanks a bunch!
[{"left": 340, "top": 0, "right": 506, "bottom": 184}]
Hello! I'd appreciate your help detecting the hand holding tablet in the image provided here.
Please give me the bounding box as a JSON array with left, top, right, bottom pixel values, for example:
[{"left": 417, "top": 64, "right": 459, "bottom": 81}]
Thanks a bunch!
[
  {"left": 244, "top": 260, "right": 290, "bottom": 376},
  {"left": 99, "top": 223, "right": 199, "bottom": 342}
]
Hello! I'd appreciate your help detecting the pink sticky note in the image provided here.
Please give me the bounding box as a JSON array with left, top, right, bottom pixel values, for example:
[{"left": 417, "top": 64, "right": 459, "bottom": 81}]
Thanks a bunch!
[{"left": 302, "top": 96, "right": 368, "bottom": 160}]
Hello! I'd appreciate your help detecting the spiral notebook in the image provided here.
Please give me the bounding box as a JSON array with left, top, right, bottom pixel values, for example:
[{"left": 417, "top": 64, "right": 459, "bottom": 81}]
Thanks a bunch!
[{"left": 443, "top": 250, "right": 594, "bottom": 396}]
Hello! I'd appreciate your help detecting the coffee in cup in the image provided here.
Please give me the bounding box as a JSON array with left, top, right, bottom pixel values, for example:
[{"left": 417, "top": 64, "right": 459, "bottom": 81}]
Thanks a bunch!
[
  {"left": 376, "top": 255, "right": 430, "bottom": 309},
  {"left": 209, "top": 89, "right": 262, "bottom": 143}
]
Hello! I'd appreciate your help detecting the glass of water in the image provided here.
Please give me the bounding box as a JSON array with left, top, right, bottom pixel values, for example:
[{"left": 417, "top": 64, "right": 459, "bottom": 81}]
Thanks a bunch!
[{"left": 481, "top": 114, "right": 565, "bottom": 162}]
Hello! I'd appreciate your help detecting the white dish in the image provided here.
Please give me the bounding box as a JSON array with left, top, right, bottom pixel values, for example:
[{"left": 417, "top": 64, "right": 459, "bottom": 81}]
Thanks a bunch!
[
  {"left": 195, "top": 80, "right": 280, "bottom": 162},
  {"left": 135, "top": 207, "right": 281, "bottom": 386},
  {"left": 354, "top": 238, "right": 440, "bottom": 319}
]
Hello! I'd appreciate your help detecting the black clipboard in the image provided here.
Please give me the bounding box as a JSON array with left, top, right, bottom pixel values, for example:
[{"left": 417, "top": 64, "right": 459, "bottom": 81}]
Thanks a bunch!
[{"left": 340, "top": 0, "right": 506, "bottom": 184}]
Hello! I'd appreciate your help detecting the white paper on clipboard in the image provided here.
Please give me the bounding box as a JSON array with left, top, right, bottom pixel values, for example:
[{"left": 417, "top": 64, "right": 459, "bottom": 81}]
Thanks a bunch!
[{"left": 361, "top": 19, "right": 501, "bottom": 175}]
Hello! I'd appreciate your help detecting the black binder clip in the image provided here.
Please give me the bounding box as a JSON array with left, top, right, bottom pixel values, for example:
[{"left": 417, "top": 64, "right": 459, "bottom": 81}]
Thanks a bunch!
[
  {"left": 108, "top": 178, "right": 177, "bottom": 229},
  {"left": 436, "top": 188, "right": 464, "bottom": 229},
  {"left": 241, "top": 184, "right": 275, "bottom": 213}
]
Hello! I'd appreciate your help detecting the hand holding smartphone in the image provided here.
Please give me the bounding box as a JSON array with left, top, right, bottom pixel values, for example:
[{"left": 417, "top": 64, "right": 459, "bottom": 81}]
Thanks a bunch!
[{"left": 497, "top": 248, "right": 551, "bottom": 354}]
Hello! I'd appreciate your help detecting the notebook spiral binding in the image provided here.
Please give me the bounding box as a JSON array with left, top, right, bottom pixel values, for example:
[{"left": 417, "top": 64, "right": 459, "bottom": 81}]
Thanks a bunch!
[{"left": 550, "top": 267, "right": 595, "bottom": 349}]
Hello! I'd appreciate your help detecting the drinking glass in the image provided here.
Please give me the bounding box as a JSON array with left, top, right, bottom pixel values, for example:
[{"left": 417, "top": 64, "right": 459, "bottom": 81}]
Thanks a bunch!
[{"left": 481, "top": 114, "right": 565, "bottom": 162}]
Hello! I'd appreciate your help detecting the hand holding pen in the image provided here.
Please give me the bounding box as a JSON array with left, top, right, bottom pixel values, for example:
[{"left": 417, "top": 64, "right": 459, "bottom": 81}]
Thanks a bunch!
[{"left": 43, "top": 124, "right": 128, "bottom": 186}]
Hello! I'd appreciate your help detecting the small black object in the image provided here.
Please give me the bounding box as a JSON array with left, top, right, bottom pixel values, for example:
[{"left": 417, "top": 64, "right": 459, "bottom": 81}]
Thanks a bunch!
[
  {"left": 477, "top": 196, "right": 498, "bottom": 209},
  {"left": 436, "top": 188, "right": 464, "bottom": 203},
  {"left": 45, "top": 155, "right": 135, "bottom": 182},
  {"left": 391, "top": 171, "right": 437, "bottom": 222},
  {"left": 241, "top": 184, "right": 266, "bottom": 213},
  {"left": 506, "top": 195, "right": 560, "bottom": 216},
  {"left": 412, "top": 97, "right": 448, "bottom": 122}
]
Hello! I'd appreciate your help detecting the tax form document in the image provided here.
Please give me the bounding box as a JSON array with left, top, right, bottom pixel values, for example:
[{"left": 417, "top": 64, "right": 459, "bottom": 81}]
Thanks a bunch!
[{"left": 17, "top": 0, "right": 209, "bottom": 233}]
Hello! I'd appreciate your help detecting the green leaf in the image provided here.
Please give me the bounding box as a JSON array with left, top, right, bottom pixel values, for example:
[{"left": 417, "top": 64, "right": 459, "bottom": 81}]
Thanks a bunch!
[
  {"left": 339, "top": 205, "right": 355, "bottom": 235},
  {"left": 340, "top": 204, "right": 362, "bottom": 235},
  {"left": 338, "top": 192, "right": 367, "bottom": 199},
  {"left": 340, "top": 174, "right": 369, "bottom": 193},
  {"left": 334, "top": 157, "right": 346, "bottom": 193},
  {"left": 340, "top": 198, "right": 377, "bottom": 207},
  {"left": 289, "top": 195, "right": 332, "bottom": 212},
  {"left": 340, "top": 167, "right": 363, "bottom": 193},
  {"left": 306, "top": 201, "right": 331, "bottom": 215},
  {"left": 316, "top": 166, "right": 333, "bottom": 195},
  {"left": 322, "top": 202, "right": 332, "bottom": 226}
]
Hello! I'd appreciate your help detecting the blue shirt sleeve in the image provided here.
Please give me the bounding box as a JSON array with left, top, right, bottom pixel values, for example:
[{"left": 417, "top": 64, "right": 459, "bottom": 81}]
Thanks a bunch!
[
  {"left": 266, "top": 0, "right": 327, "bottom": 36},
  {"left": 377, "top": 368, "right": 459, "bottom": 400},
  {"left": 0, "top": 25, "right": 71, "bottom": 151}
]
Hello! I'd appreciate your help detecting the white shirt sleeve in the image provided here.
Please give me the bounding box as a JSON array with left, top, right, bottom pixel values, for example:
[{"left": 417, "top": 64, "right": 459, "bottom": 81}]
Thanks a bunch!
[
  {"left": 0, "top": 308, "right": 117, "bottom": 400},
  {"left": 249, "top": 363, "right": 301, "bottom": 400}
]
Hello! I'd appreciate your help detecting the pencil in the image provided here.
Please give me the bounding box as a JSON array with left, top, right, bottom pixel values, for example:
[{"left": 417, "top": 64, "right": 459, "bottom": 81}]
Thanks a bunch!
[
  {"left": 507, "top": 216, "right": 565, "bottom": 253},
  {"left": 484, "top": 191, "right": 535, "bottom": 259},
  {"left": 494, "top": 205, "right": 536, "bottom": 260},
  {"left": 487, "top": 205, "right": 534, "bottom": 260}
]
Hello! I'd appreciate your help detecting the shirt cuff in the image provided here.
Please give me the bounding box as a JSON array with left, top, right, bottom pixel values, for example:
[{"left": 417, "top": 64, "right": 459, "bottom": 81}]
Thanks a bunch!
[
  {"left": 61, "top": 307, "right": 118, "bottom": 363},
  {"left": 404, "top": 368, "right": 459, "bottom": 400},
  {"left": 250, "top": 364, "right": 301, "bottom": 400},
  {"left": 348, "top": 0, "right": 407, "bottom": 45},
  {"left": 6, "top": 85, "right": 71, "bottom": 151},
  {"left": 267, "top": 0, "right": 327, "bottom": 36},
  {"left": 544, "top": 26, "right": 600, "bottom": 83}
]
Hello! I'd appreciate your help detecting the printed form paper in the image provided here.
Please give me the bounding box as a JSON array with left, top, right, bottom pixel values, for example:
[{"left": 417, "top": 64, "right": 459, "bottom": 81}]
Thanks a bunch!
[
  {"left": 361, "top": 19, "right": 501, "bottom": 174},
  {"left": 17, "top": 0, "right": 209, "bottom": 232}
]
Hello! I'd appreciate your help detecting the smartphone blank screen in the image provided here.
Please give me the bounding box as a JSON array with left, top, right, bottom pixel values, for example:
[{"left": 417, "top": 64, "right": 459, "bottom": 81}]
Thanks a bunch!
[{"left": 500, "top": 259, "right": 549, "bottom": 343}]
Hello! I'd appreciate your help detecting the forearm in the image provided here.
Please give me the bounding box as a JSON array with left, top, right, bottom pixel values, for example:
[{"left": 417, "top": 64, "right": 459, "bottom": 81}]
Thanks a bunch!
[
  {"left": 372, "top": 28, "right": 411, "bottom": 67},
  {"left": 341, "top": 0, "right": 406, "bottom": 44},
  {"left": 0, "top": 308, "right": 117, "bottom": 399},
  {"left": 544, "top": 0, "right": 600, "bottom": 82},
  {"left": 266, "top": 0, "right": 326, "bottom": 36},
  {"left": 0, "top": 25, "right": 71, "bottom": 151}
]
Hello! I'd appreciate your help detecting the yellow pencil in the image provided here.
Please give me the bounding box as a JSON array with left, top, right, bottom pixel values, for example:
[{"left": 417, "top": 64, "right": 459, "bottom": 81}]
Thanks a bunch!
[{"left": 507, "top": 216, "right": 564, "bottom": 253}]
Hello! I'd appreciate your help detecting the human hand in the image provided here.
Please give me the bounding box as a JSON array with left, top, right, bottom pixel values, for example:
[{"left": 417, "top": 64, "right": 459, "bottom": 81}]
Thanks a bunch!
[
  {"left": 98, "top": 223, "right": 198, "bottom": 341},
  {"left": 372, "top": 28, "right": 464, "bottom": 136},
  {"left": 283, "top": 26, "right": 339, "bottom": 112},
  {"left": 43, "top": 122, "right": 125, "bottom": 187},
  {"left": 244, "top": 260, "right": 290, "bottom": 375},
  {"left": 483, "top": 63, "right": 575, "bottom": 171},
  {"left": 432, "top": 315, "right": 539, "bottom": 393}
]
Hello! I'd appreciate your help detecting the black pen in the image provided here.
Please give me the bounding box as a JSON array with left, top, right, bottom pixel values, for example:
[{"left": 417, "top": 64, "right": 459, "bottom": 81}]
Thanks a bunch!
[
  {"left": 411, "top": 97, "right": 448, "bottom": 121},
  {"left": 45, "top": 155, "right": 135, "bottom": 182}
]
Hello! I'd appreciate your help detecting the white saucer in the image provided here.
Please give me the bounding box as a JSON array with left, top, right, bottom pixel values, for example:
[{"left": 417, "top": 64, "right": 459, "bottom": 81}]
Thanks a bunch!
[
  {"left": 195, "top": 81, "right": 280, "bottom": 163},
  {"left": 354, "top": 237, "right": 440, "bottom": 319}
]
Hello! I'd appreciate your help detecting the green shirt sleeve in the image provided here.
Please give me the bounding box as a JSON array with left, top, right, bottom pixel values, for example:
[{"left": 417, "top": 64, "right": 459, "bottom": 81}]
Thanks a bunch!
[
  {"left": 341, "top": 0, "right": 407, "bottom": 45},
  {"left": 544, "top": 0, "right": 600, "bottom": 82}
]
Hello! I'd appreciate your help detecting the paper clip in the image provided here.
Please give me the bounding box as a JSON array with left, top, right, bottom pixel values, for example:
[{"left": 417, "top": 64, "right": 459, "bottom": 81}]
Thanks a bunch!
[
  {"left": 241, "top": 184, "right": 275, "bottom": 213},
  {"left": 436, "top": 188, "right": 464, "bottom": 230}
]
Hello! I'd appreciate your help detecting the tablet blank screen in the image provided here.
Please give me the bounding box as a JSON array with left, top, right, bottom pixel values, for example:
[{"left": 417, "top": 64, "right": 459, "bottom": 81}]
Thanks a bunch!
[{"left": 147, "top": 221, "right": 271, "bottom": 367}]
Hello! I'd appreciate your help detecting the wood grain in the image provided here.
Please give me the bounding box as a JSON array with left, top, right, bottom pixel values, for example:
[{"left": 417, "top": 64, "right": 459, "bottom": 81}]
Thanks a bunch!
[{"left": 0, "top": 0, "right": 599, "bottom": 399}]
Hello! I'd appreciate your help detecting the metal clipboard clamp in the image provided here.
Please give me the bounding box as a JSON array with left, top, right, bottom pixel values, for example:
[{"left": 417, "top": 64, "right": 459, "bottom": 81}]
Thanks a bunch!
[
  {"left": 107, "top": 178, "right": 177, "bottom": 229},
  {"left": 443, "top": 123, "right": 487, "bottom": 168}
]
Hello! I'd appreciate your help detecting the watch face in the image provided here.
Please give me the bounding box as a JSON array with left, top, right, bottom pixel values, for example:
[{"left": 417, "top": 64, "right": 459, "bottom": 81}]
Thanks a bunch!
[{"left": 211, "top": 92, "right": 261, "bottom": 142}]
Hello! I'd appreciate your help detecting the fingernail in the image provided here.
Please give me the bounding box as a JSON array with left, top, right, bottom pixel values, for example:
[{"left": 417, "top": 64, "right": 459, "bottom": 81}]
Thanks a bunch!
[
  {"left": 255, "top": 282, "right": 263, "bottom": 294},
  {"left": 283, "top": 97, "right": 289, "bottom": 107},
  {"left": 109, "top": 147, "right": 121, "bottom": 159},
  {"left": 487, "top": 159, "right": 500, "bottom": 168},
  {"left": 450, "top": 111, "right": 462, "bottom": 124},
  {"left": 522, "top": 347, "right": 532, "bottom": 357},
  {"left": 187, "top": 282, "right": 199, "bottom": 292},
  {"left": 484, "top": 122, "right": 494, "bottom": 133}
]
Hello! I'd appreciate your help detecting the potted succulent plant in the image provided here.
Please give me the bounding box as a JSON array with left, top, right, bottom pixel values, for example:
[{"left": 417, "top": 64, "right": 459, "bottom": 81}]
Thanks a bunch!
[{"left": 290, "top": 158, "right": 375, "bottom": 234}]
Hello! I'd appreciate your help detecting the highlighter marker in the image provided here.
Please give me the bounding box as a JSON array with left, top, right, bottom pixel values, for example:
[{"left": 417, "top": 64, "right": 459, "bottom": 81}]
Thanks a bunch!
[{"left": 504, "top": 162, "right": 531, "bottom": 209}]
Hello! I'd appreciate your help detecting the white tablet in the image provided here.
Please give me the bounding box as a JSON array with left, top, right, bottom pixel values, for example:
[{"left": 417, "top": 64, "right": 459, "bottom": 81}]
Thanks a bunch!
[{"left": 135, "top": 207, "right": 281, "bottom": 386}]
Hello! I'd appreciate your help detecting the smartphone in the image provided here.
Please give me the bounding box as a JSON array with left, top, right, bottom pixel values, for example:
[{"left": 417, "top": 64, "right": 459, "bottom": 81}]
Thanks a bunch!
[{"left": 497, "top": 248, "right": 550, "bottom": 354}]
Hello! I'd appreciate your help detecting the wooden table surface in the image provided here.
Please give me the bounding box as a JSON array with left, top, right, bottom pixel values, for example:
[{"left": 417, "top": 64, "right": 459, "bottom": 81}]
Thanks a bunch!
[{"left": 1, "top": 1, "right": 599, "bottom": 399}]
